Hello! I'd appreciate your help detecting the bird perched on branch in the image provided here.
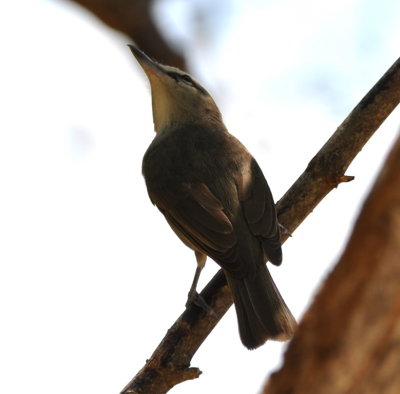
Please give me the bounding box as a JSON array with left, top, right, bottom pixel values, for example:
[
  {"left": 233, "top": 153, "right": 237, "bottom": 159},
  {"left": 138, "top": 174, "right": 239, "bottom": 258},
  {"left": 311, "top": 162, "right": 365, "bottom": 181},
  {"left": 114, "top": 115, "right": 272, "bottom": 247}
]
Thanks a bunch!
[{"left": 128, "top": 45, "right": 296, "bottom": 349}]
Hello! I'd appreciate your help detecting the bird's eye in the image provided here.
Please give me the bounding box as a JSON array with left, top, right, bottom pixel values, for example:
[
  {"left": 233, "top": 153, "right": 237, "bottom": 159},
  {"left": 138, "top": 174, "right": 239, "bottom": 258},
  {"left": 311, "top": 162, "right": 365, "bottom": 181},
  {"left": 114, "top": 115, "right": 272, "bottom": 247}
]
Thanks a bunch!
[{"left": 180, "top": 74, "right": 193, "bottom": 85}]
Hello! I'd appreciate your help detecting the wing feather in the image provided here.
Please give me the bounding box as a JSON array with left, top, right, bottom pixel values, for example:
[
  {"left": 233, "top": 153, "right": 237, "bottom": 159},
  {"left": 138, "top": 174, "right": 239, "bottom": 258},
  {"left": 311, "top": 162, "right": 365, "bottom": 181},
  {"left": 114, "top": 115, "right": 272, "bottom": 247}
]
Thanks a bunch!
[
  {"left": 151, "top": 183, "right": 236, "bottom": 254},
  {"left": 237, "top": 160, "right": 282, "bottom": 265}
]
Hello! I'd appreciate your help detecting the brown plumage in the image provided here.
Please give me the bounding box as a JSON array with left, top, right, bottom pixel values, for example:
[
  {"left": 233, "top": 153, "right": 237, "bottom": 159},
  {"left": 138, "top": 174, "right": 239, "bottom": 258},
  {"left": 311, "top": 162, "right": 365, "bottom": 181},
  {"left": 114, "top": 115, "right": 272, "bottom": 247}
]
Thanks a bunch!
[{"left": 129, "top": 45, "right": 296, "bottom": 349}]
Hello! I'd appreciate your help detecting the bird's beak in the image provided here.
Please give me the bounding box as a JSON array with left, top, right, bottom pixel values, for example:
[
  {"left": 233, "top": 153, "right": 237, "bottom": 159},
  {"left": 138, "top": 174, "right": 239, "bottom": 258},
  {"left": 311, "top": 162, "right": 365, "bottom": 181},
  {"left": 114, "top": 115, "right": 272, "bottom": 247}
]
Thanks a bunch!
[{"left": 128, "top": 44, "right": 165, "bottom": 80}]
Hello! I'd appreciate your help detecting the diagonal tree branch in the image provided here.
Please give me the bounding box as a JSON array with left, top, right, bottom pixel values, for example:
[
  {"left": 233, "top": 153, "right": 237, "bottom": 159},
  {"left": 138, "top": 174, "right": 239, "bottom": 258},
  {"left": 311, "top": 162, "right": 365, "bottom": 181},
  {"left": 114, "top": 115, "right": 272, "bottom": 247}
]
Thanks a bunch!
[
  {"left": 277, "top": 55, "right": 400, "bottom": 237},
  {"left": 120, "top": 57, "right": 400, "bottom": 393}
]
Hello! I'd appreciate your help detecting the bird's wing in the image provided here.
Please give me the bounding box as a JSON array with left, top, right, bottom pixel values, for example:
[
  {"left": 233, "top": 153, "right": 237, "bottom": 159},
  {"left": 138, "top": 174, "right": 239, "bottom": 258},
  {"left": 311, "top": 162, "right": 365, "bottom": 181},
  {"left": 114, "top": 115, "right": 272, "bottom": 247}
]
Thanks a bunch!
[
  {"left": 149, "top": 182, "right": 252, "bottom": 275},
  {"left": 149, "top": 159, "right": 281, "bottom": 272},
  {"left": 236, "top": 159, "right": 282, "bottom": 265}
]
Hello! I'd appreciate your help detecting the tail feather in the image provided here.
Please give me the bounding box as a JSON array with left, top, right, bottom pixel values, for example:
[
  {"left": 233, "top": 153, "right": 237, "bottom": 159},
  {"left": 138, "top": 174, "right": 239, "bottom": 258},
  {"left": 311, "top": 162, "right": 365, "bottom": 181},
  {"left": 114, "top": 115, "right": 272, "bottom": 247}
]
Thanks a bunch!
[{"left": 225, "top": 265, "right": 296, "bottom": 349}]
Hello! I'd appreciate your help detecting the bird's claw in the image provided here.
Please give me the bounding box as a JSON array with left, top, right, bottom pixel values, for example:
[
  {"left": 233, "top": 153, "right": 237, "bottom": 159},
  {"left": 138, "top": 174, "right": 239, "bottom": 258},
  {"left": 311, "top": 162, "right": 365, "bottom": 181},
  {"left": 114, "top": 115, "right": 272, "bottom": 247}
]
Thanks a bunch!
[{"left": 186, "top": 291, "right": 216, "bottom": 317}]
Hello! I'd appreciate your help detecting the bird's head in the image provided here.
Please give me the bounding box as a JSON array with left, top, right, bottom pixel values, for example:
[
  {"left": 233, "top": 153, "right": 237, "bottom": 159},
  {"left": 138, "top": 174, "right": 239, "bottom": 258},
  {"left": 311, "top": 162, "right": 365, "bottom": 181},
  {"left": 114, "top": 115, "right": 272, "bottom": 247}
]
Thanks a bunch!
[{"left": 128, "top": 45, "right": 222, "bottom": 133}]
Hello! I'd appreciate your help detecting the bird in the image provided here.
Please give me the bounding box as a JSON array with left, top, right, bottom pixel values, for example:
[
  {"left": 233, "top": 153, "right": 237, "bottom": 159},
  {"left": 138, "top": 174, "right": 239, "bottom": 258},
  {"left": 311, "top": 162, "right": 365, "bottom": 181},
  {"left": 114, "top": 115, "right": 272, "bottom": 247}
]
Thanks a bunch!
[{"left": 128, "top": 44, "right": 296, "bottom": 349}]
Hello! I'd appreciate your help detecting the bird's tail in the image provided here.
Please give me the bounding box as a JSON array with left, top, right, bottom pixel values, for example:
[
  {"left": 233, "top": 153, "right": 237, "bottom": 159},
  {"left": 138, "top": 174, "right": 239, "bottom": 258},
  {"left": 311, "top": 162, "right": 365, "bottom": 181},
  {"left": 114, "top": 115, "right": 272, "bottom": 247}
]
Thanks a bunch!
[{"left": 225, "top": 265, "right": 296, "bottom": 349}]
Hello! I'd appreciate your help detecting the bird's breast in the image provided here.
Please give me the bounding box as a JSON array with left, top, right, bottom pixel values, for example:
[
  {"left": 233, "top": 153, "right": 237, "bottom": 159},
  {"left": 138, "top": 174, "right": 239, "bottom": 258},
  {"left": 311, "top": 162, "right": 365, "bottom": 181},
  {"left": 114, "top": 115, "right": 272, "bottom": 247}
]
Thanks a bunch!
[{"left": 142, "top": 124, "right": 241, "bottom": 187}]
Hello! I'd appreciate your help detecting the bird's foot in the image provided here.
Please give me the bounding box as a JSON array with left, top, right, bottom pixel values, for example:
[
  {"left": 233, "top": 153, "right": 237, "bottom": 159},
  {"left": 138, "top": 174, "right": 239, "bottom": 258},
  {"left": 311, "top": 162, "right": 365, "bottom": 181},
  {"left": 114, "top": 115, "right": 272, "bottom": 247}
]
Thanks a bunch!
[{"left": 186, "top": 291, "right": 216, "bottom": 317}]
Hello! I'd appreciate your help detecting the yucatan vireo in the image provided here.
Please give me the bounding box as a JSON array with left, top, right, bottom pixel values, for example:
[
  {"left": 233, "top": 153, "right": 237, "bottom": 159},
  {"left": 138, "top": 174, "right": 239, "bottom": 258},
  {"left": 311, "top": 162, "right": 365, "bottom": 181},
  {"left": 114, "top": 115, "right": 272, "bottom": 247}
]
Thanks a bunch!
[{"left": 129, "top": 45, "right": 296, "bottom": 349}]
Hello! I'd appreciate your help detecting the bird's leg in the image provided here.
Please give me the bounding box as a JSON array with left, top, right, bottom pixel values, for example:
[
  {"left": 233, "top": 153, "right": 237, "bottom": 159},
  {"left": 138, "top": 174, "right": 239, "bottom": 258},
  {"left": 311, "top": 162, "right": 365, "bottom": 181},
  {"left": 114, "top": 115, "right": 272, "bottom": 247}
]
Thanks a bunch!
[
  {"left": 186, "top": 264, "right": 204, "bottom": 303},
  {"left": 186, "top": 252, "right": 215, "bottom": 315}
]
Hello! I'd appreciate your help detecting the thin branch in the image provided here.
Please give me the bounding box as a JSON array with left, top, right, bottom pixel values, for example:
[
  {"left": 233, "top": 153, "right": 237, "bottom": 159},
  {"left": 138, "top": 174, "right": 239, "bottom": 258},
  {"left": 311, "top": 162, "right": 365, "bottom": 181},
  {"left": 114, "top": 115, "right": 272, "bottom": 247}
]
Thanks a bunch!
[
  {"left": 277, "top": 55, "right": 400, "bottom": 236},
  {"left": 121, "top": 56, "right": 400, "bottom": 394},
  {"left": 263, "top": 132, "right": 400, "bottom": 394}
]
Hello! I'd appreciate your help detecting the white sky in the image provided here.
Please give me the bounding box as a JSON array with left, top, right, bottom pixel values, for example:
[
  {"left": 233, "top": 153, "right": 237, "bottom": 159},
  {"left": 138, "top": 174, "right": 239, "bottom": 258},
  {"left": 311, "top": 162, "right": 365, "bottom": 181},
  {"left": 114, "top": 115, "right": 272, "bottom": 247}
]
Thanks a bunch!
[{"left": 0, "top": 1, "right": 399, "bottom": 393}]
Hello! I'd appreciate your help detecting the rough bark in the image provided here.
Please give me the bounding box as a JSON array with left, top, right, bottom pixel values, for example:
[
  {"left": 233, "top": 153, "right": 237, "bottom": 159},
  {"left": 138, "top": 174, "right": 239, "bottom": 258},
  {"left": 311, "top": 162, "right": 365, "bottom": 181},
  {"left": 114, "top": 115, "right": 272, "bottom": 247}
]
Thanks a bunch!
[{"left": 264, "top": 132, "right": 400, "bottom": 394}]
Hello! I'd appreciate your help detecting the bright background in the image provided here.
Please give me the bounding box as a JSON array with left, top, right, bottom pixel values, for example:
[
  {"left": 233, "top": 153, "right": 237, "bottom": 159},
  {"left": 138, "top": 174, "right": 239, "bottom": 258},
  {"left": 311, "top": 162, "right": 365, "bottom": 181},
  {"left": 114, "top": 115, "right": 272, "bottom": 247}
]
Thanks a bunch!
[{"left": 0, "top": 1, "right": 399, "bottom": 393}]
